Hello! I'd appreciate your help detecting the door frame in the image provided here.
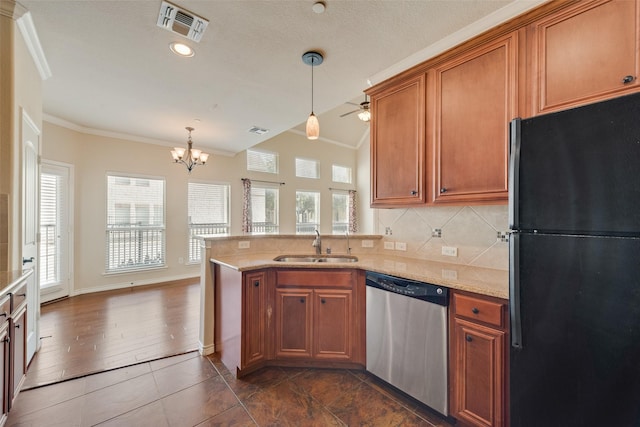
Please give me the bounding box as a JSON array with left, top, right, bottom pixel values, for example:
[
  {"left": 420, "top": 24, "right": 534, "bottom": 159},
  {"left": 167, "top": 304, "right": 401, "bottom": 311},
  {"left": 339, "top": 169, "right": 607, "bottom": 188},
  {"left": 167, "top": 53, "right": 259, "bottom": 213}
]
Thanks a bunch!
[{"left": 21, "top": 109, "right": 40, "bottom": 362}]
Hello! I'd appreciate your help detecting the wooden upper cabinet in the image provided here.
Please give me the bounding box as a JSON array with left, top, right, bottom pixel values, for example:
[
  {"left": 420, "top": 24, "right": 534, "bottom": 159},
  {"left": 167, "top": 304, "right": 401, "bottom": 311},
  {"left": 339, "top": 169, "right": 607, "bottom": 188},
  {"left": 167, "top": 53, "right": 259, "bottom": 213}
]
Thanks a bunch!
[
  {"left": 431, "top": 33, "right": 518, "bottom": 204},
  {"left": 370, "top": 74, "right": 426, "bottom": 207},
  {"left": 530, "top": 0, "right": 640, "bottom": 114}
]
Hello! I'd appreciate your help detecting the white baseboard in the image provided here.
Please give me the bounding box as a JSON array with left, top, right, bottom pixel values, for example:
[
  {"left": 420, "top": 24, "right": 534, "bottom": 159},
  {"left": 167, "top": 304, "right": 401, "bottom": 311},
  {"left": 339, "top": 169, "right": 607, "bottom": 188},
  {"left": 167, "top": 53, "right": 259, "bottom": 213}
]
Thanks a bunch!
[
  {"left": 70, "top": 273, "right": 199, "bottom": 297},
  {"left": 199, "top": 341, "right": 215, "bottom": 356}
]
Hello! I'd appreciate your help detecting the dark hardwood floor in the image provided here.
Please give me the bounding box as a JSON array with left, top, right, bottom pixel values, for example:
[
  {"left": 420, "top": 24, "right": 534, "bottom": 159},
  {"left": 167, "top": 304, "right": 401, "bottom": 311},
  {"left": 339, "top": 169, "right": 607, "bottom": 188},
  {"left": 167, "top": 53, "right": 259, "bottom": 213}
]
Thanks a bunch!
[
  {"left": 9, "top": 279, "right": 455, "bottom": 426},
  {"left": 24, "top": 279, "right": 200, "bottom": 389}
]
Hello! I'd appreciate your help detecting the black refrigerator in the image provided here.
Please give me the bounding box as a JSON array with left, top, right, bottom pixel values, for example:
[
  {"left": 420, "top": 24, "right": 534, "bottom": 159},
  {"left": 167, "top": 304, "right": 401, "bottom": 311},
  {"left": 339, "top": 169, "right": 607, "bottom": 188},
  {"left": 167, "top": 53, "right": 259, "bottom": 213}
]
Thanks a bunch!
[{"left": 509, "top": 92, "right": 640, "bottom": 427}]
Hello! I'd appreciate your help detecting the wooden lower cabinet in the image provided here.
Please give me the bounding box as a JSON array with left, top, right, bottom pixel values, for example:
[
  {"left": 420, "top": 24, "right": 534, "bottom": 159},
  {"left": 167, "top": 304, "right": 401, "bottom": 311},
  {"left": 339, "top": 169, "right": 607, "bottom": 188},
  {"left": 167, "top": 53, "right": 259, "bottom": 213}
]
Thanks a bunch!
[
  {"left": 242, "top": 270, "right": 269, "bottom": 368},
  {"left": 10, "top": 307, "right": 26, "bottom": 406},
  {"left": 275, "top": 269, "right": 357, "bottom": 362},
  {"left": 0, "top": 294, "right": 9, "bottom": 425},
  {"left": 215, "top": 265, "right": 364, "bottom": 378},
  {"left": 449, "top": 291, "right": 508, "bottom": 427},
  {"left": 275, "top": 289, "right": 313, "bottom": 358}
]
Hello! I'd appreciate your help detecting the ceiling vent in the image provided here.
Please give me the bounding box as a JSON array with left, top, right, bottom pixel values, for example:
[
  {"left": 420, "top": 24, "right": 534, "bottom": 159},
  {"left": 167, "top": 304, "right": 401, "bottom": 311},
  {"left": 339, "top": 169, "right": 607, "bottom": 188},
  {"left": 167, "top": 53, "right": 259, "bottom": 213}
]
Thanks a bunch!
[
  {"left": 248, "top": 126, "right": 269, "bottom": 135},
  {"left": 157, "top": 1, "right": 208, "bottom": 42}
]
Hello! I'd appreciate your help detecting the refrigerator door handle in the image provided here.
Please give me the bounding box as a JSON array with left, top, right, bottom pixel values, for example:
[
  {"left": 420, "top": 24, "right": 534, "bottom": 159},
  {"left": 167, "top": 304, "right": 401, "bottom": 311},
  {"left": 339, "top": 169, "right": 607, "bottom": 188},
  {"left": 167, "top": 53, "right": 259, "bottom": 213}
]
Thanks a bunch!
[
  {"left": 509, "top": 232, "right": 523, "bottom": 349},
  {"left": 508, "top": 118, "right": 522, "bottom": 230}
]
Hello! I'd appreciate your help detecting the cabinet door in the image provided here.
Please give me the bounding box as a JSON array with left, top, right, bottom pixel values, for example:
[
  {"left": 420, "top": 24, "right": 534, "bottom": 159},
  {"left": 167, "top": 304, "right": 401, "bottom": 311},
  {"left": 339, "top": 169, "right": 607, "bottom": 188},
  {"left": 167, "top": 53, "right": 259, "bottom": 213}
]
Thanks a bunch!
[
  {"left": 531, "top": 0, "right": 640, "bottom": 114},
  {"left": 243, "top": 271, "right": 267, "bottom": 367},
  {"left": 370, "top": 74, "right": 426, "bottom": 207},
  {"left": 275, "top": 289, "right": 312, "bottom": 358},
  {"left": 451, "top": 318, "right": 505, "bottom": 427},
  {"left": 0, "top": 325, "right": 8, "bottom": 422},
  {"left": 313, "top": 290, "right": 352, "bottom": 360},
  {"left": 10, "top": 307, "right": 26, "bottom": 405},
  {"left": 432, "top": 33, "right": 517, "bottom": 204}
]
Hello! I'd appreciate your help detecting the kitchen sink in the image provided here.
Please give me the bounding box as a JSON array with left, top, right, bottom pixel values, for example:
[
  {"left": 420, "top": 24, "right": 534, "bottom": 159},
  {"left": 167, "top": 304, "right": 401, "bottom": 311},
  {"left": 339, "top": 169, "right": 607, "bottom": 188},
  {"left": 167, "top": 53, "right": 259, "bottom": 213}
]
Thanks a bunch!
[{"left": 273, "top": 254, "right": 358, "bottom": 263}]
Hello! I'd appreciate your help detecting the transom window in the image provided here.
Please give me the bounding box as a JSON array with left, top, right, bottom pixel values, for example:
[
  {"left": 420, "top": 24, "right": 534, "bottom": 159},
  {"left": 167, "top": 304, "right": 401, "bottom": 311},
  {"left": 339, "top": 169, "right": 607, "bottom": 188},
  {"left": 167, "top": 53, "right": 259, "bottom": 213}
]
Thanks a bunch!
[
  {"left": 332, "top": 164, "right": 352, "bottom": 184},
  {"left": 296, "top": 158, "right": 320, "bottom": 179},
  {"left": 247, "top": 149, "right": 278, "bottom": 174}
]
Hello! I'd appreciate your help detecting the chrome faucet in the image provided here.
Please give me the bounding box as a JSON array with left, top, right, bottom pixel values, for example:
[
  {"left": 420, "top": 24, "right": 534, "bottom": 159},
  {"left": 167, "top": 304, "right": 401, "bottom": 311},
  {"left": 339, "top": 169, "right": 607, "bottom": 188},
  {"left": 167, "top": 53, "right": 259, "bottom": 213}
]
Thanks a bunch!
[
  {"left": 312, "top": 230, "right": 322, "bottom": 255},
  {"left": 346, "top": 231, "right": 351, "bottom": 255}
]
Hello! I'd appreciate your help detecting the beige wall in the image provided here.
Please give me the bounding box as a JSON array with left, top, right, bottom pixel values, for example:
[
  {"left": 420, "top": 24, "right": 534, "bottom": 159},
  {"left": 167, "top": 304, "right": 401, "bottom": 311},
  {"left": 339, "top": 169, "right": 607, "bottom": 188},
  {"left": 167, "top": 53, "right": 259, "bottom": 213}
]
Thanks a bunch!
[
  {"left": 0, "top": 8, "right": 42, "bottom": 271},
  {"left": 42, "top": 123, "right": 358, "bottom": 293}
]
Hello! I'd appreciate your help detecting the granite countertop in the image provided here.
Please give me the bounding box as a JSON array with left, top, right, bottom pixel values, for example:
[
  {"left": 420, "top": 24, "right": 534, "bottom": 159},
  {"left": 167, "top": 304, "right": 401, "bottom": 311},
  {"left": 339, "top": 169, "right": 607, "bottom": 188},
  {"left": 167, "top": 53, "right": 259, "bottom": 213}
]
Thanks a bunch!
[{"left": 210, "top": 252, "right": 508, "bottom": 299}]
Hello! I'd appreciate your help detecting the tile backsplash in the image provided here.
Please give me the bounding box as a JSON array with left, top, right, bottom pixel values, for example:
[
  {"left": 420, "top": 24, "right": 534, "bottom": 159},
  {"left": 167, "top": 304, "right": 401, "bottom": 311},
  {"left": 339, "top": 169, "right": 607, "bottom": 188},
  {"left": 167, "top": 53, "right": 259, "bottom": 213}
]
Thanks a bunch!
[{"left": 375, "top": 205, "right": 509, "bottom": 271}]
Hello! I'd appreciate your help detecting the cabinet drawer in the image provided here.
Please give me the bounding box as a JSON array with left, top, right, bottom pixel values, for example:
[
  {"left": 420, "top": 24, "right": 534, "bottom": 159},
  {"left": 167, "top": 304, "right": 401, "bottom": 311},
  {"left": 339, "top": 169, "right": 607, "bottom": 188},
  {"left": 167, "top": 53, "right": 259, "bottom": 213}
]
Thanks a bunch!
[
  {"left": 0, "top": 296, "right": 9, "bottom": 323},
  {"left": 453, "top": 293, "right": 505, "bottom": 328},
  {"left": 276, "top": 270, "right": 354, "bottom": 288},
  {"left": 10, "top": 282, "right": 27, "bottom": 313}
]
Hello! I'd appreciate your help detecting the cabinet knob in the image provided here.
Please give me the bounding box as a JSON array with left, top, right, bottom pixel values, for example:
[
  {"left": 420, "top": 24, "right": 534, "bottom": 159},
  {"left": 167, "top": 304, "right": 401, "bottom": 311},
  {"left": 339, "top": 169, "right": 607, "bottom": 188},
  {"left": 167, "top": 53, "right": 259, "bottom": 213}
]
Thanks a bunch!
[
  {"left": 15, "top": 324, "right": 20, "bottom": 329},
  {"left": 0, "top": 312, "right": 6, "bottom": 318},
  {"left": 321, "top": 298, "right": 326, "bottom": 304},
  {"left": 440, "top": 187, "right": 447, "bottom": 193},
  {"left": 472, "top": 307, "right": 479, "bottom": 314},
  {"left": 253, "top": 281, "right": 260, "bottom": 287},
  {"left": 410, "top": 190, "right": 418, "bottom": 195},
  {"left": 2, "top": 337, "right": 9, "bottom": 344},
  {"left": 466, "top": 335, "right": 473, "bottom": 342},
  {"left": 299, "top": 298, "right": 305, "bottom": 303},
  {"left": 622, "top": 75, "right": 636, "bottom": 84}
]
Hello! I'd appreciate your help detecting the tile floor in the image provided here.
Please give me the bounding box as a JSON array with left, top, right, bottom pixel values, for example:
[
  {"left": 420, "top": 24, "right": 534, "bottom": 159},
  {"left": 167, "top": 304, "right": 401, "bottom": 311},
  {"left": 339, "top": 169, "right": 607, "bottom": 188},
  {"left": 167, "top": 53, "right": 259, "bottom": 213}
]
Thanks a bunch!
[{"left": 7, "top": 351, "right": 455, "bottom": 427}]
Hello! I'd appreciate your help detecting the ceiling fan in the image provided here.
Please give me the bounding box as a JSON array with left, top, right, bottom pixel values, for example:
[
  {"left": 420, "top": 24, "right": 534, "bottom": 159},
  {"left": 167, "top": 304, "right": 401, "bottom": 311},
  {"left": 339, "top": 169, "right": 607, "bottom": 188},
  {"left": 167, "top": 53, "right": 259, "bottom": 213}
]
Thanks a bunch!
[{"left": 340, "top": 95, "right": 371, "bottom": 122}]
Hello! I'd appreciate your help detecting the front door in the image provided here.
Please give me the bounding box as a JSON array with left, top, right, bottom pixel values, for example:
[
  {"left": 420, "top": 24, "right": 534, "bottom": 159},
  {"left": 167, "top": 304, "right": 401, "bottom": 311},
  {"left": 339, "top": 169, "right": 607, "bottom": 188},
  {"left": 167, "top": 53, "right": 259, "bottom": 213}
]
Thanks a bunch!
[{"left": 22, "top": 111, "right": 40, "bottom": 364}]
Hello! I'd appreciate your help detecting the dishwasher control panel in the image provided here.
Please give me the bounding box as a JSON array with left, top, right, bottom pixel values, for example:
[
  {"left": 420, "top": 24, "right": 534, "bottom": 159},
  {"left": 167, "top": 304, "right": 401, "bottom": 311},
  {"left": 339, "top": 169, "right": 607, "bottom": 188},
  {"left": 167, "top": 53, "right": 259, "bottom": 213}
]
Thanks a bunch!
[{"left": 365, "top": 271, "right": 449, "bottom": 306}]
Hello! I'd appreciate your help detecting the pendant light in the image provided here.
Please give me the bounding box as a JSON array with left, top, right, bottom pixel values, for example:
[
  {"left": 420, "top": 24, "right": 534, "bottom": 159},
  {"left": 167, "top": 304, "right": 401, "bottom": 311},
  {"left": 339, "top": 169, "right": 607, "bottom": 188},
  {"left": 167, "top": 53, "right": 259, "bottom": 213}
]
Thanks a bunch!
[{"left": 302, "top": 51, "right": 323, "bottom": 140}]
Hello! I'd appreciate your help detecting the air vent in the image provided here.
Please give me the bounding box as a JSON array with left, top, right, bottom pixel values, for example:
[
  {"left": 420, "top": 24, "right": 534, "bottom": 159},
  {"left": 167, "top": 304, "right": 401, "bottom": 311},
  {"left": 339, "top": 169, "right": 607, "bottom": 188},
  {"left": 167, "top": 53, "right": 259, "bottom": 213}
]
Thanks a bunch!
[
  {"left": 157, "top": 1, "right": 208, "bottom": 42},
  {"left": 248, "top": 126, "right": 270, "bottom": 135}
]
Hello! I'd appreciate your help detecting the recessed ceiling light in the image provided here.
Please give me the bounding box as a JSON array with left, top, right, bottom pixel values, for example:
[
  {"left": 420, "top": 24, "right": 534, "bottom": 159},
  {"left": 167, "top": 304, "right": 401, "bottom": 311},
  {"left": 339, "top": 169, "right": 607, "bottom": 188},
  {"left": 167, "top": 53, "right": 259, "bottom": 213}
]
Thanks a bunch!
[
  {"left": 169, "top": 42, "right": 194, "bottom": 57},
  {"left": 312, "top": 2, "right": 326, "bottom": 14}
]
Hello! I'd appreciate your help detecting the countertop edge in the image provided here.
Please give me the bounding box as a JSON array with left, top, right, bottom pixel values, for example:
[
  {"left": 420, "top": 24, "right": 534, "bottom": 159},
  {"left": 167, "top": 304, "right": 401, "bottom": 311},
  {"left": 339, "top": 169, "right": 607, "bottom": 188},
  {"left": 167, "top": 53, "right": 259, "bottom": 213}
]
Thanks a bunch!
[{"left": 209, "top": 254, "right": 508, "bottom": 300}]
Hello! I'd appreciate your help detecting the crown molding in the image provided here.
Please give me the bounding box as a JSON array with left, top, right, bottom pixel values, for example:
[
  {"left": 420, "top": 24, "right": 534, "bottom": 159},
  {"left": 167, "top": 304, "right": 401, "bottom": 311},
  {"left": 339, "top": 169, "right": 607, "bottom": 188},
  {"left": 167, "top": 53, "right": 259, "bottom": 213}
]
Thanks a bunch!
[{"left": 16, "top": 11, "right": 51, "bottom": 80}]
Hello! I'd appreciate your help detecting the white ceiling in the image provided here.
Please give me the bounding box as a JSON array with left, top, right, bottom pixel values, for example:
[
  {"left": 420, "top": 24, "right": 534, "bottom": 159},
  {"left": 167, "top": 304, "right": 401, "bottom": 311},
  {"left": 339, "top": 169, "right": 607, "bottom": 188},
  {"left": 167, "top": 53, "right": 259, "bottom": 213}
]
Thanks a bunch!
[{"left": 22, "top": 0, "right": 544, "bottom": 155}]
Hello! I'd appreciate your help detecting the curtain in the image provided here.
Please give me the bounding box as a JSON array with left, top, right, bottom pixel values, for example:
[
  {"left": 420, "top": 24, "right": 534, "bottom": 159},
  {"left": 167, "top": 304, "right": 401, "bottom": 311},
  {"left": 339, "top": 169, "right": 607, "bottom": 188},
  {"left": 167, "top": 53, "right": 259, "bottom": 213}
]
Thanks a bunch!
[
  {"left": 242, "top": 178, "right": 252, "bottom": 233},
  {"left": 348, "top": 190, "right": 357, "bottom": 233}
]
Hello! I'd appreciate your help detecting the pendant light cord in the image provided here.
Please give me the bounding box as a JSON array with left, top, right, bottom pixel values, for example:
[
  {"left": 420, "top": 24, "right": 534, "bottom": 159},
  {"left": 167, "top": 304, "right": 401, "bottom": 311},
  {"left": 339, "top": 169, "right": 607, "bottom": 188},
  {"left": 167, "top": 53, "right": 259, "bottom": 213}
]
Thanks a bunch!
[{"left": 311, "top": 57, "right": 314, "bottom": 114}]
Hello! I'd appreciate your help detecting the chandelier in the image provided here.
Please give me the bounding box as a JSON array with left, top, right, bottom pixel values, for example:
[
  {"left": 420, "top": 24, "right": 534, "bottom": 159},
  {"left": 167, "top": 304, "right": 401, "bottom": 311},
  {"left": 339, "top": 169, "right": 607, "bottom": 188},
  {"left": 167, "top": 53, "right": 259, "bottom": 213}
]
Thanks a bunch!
[{"left": 170, "top": 127, "right": 209, "bottom": 173}]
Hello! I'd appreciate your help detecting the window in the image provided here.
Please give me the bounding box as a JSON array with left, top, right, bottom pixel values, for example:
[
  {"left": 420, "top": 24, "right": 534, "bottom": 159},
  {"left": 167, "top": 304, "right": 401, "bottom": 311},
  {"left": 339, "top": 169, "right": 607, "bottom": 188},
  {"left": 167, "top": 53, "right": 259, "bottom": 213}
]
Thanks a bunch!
[
  {"left": 188, "top": 182, "right": 230, "bottom": 263},
  {"left": 40, "top": 173, "right": 60, "bottom": 286},
  {"left": 332, "top": 165, "right": 352, "bottom": 184},
  {"left": 247, "top": 149, "right": 278, "bottom": 174},
  {"left": 332, "top": 192, "right": 349, "bottom": 234},
  {"left": 296, "top": 191, "right": 320, "bottom": 234},
  {"left": 106, "top": 174, "right": 165, "bottom": 273},
  {"left": 296, "top": 158, "right": 320, "bottom": 179},
  {"left": 251, "top": 185, "right": 279, "bottom": 234}
]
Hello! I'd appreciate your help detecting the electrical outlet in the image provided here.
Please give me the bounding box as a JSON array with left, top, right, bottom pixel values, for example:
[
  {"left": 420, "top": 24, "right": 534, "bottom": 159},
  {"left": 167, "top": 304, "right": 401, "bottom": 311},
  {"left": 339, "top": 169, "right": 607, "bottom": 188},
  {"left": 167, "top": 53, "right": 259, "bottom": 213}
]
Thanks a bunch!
[
  {"left": 395, "top": 242, "right": 407, "bottom": 251},
  {"left": 238, "top": 241, "right": 250, "bottom": 249},
  {"left": 442, "top": 246, "right": 458, "bottom": 257},
  {"left": 361, "top": 240, "right": 374, "bottom": 248},
  {"left": 442, "top": 269, "right": 458, "bottom": 280},
  {"left": 385, "top": 227, "right": 393, "bottom": 235},
  {"left": 384, "top": 241, "right": 395, "bottom": 250}
]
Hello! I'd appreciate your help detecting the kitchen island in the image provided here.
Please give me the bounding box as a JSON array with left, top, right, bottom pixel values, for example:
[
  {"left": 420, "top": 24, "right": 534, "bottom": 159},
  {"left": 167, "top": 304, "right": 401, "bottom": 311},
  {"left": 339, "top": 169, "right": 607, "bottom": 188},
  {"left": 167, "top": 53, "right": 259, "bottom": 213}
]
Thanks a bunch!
[{"left": 197, "top": 234, "right": 507, "bottom": 360}]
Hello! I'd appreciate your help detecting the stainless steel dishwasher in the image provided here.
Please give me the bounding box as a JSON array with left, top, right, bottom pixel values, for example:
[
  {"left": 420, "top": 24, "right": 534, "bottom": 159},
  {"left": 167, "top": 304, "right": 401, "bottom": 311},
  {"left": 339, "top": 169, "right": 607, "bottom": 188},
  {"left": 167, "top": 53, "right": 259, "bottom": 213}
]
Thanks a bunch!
[{"left": 366, "top": 271, "right": 449, "bottom": 416}]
